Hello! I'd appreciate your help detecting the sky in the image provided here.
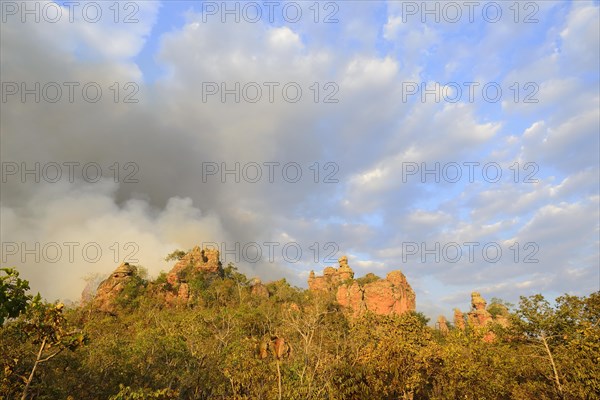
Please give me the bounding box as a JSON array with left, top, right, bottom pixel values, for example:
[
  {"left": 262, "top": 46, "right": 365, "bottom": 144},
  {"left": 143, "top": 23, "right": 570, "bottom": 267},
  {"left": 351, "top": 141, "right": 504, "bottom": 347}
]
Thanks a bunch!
[{"left": 1, "top": 0, "right": 599, "bottom": 318}]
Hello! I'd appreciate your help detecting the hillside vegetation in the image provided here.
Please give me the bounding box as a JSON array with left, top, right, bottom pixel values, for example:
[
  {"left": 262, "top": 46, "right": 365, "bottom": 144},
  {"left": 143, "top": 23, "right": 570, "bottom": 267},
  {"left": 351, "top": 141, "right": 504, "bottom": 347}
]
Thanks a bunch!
[{"left": 1, "top": 258, "right": 598, "bottom": 399}]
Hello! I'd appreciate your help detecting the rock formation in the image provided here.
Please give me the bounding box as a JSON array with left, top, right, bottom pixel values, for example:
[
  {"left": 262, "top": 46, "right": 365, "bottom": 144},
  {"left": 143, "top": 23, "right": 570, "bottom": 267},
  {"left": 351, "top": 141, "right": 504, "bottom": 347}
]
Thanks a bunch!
[
  {"left": 447, "top": 292, "right": 511, "bottom": 342},
  {"left": 90, "top": 247, "right": 226, "bottom": 311},
  {"left": 438, "top": 316, "right": 449, "bottom": 334},
  {"left": 309, "top": 256, "right": 416, "bottom": 317},
  {"left": 468, "top": 292, "right": 493, "bottom": 327},
  {"left": 453, "top": 308, "right": 466, "bottom": 330},
  {"left": 308, "top": 256, "right": 354, "bottom": 292},
  {"left": 164, "top": 246, "right": 223, "bottom": 304},
  {"left": 92, "top": 262, "right": 139, "bottom": 315},
  {"left": 258, "top": 336, "right": 292, "bottom": 360},
  {"left": 91, "top": 251, "right": 417, "bottom": 318},
  {"left": 167, "top": 246, "right": 222, "bottom": 285},
  {"left": 166, "top": 282, "right": 190, "bottom": 306}
]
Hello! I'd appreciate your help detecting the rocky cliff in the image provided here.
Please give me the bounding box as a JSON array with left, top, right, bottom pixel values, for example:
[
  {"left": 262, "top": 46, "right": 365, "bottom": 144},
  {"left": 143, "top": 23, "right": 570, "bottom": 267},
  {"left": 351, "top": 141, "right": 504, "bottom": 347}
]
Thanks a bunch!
[
  {"left": 91, "top": 250, "right": 416, "bottom": 317},
  {"left": 90, "top": 247, "right": 225, "bottom": 311},
  {"left": 309, "top": 256, "right": 416, "bottom": 317},
  {"left": 167, "top": 246, "right": 222, "bottom": 285},
  {"left": 92, "top": 262, "right": 139, "bottom": 315}
]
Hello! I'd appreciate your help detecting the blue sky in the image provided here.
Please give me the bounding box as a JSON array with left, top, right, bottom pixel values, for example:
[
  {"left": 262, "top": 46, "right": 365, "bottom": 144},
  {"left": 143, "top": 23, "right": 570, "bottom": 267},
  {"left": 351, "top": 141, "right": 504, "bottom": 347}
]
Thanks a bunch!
[{"left": 1, "top": 0, "right": 599, "bottom": 317}]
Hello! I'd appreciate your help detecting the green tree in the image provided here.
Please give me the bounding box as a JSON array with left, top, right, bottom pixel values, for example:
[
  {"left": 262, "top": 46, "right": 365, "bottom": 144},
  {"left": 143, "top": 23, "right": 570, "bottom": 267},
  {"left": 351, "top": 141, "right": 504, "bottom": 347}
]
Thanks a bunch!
[
  {"left": 165, "top": 249, "right": 187, "bottom": 262},
  {"left": 341, "top": 312, "right": 436, "bottom": 399},
  {"left": 19, "top": 297, "right": 87, "bottom": 399},
  {"left": 0, "top": 268, "right": 32, "bottom": 325},
  {"left": 108, "top": 384, "right": 179, "bottom": 399},
  {"left": 487, "top": 297, "right": 512, "bottom": 318},
  {"left": 553, "top": 292, "right": 600, "bottom": 399},
  {"left": 509, "top": 293, "right": 599, "bottom": 399},
  {"left": 512, "top": 294, "right": 565, "bottom": 398}
]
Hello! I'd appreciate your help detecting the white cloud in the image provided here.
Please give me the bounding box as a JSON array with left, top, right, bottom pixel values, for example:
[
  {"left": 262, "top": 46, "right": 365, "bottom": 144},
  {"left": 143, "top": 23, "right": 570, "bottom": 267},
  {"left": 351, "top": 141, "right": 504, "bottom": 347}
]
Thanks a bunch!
[
  {"left": 268, "top": 26, "right": 302, "bottom": 51},
  {"left": 560, "top": 3, "right": 600, "bottom": 72},
  {"left": 1, "top": 0, "right": 597, "bottom": 318}
]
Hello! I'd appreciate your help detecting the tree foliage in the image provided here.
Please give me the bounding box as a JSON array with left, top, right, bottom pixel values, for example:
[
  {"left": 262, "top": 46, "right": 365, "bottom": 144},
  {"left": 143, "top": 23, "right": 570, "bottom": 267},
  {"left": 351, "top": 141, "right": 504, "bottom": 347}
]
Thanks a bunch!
[
  {"left": 1, "top": 264, "right": 597, "bottom": 399},
  {"left": 0, "top": 268, "right": 32, "bottom": 325}
]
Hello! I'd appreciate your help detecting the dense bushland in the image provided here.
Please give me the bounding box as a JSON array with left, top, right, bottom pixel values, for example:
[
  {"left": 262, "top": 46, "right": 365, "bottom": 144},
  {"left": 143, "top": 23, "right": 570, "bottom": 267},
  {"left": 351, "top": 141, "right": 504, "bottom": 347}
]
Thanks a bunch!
[{"left": 1, "top": 267, "right": 598, "bottom": 399}]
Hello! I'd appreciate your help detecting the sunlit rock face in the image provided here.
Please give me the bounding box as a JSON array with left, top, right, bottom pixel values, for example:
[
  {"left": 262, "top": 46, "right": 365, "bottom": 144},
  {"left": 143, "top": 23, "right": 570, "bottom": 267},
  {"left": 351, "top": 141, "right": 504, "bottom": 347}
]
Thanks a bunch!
[
  {"left": 454, "top": 308, "right": 466, "bottom": 330},
  {"left": 167, "top": 246, "right": 222, "bottom": 286},
  {"left": 309, "top": 256, "right": 416, "bottom": 317},
  {"left": 164, "top": 246, "right": 223, "bottom": 305},
  {"left": 92, "top": 262, "right": 138, "bottom": 315},
  {"left": 438, "top": 316, "right": 449, "bottom": 334},
  {"left": 468, "top": 292, "right": 493, "bottom": 326},
  {"left": 308, "top": 256, "right": 355, "bottom": 292}
]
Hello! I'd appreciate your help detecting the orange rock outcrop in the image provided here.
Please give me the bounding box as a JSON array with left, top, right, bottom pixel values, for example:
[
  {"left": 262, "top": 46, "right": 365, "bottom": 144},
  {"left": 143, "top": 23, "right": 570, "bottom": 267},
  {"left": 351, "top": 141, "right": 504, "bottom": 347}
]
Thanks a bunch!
[
  {"left": 446, "top": 292, "right": 511, "bottom": 342},
  {"left": 308, "top": 256, "right": 354, "bottom": 291},
  {"left": 309, "top": 256, "right": 416, "bottom": 317},
  {"left": 92, "top": 262, "right": 138, "bottom": 315},
  {"left": 164, "top": 246, "right": 223, "bottom": 304}
]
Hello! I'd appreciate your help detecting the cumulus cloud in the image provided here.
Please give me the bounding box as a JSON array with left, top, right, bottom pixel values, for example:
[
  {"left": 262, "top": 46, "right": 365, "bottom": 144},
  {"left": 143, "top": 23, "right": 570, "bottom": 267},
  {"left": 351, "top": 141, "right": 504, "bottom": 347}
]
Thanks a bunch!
[{"left": 1, "top": 1, "right": 597, "bottom": 316}]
